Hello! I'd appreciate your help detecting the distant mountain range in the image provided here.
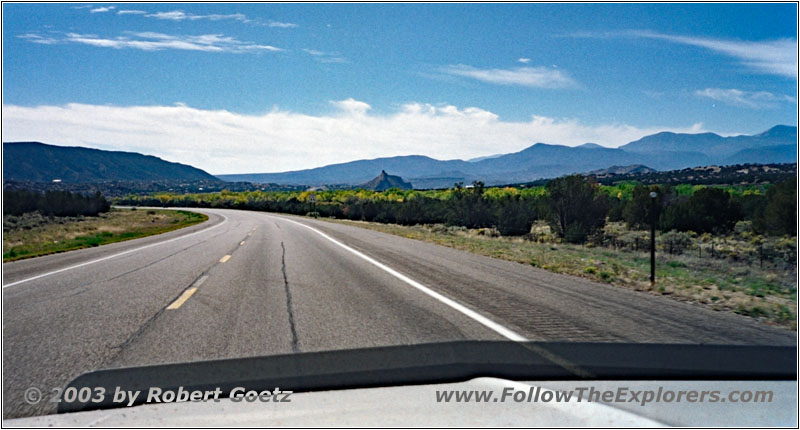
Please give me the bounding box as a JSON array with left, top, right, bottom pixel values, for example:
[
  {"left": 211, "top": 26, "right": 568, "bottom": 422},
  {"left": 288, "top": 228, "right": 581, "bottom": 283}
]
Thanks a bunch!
[
  {"left": 218, "top": 125, "right": 797, "bottom": 189},
  {"left": 3, "top": 126, "right": 795, "bottom": 189},
  {"left": 3, "top": 142, "right": 218, "bottom": 183}
]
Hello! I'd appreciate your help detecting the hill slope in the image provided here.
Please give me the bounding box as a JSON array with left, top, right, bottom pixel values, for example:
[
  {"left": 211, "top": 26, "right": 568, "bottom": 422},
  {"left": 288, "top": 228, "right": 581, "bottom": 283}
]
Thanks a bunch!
[
  {"left": 3, "top": 142, "right": 218, "bottom": 183},
  {"left": 358, "top": 170, "right": 413, "bottom": 191}
]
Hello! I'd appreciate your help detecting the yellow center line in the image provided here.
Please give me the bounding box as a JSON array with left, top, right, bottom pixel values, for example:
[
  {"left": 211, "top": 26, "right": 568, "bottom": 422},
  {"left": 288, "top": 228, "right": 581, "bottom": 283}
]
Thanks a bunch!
[
  {"left": 219, "top": 255, "right": 231, "bottom": 263},
  {"left": 167, "top": 287, "right": 198, "bottom": 310}
]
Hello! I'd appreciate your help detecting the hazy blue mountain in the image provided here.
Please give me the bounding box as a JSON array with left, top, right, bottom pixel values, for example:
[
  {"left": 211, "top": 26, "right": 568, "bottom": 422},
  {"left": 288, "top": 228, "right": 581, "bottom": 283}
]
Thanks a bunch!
[
  {"left": 217, "top": 125, "right": 795, "bottom": 188},
  {"left": 469, "top": 143, "right": 709, "bottom": 179},
  {"left": 217, "top": 155, "right": 474, "bottom": 186},
  {"left": 3, "top": 142, "right": 218, "bottom": 183},
  {"left": 620, "top": 125, "right": 797, "bottom": 159},
  {"left": 359, "top": 170, "right": 413, "bottom": 191},
  {"left": 753, "top": 124, "right": 797, "bottom": 140},
  {"left": 724, "top": 145, "right": 797, "bottom": 165}
]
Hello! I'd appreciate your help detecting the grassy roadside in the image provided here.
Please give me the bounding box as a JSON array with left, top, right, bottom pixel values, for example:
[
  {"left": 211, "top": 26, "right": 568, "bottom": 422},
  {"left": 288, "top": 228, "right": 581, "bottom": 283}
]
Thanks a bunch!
[
  {"left": 3, "top": 208, "right": 207, "bottom": 262},
  {"left": 321, "top": 218, "right": 797, "bottom": 330}
]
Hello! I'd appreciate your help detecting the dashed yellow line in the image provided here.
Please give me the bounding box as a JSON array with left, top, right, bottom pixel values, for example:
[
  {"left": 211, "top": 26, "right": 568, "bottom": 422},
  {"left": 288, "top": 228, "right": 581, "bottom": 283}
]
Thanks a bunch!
[
  {"left": 167, "top": 288, "right": 198, "bottom": 310},
  {"left": 219, "top": 255, "right": 231, "bottom": 263}
]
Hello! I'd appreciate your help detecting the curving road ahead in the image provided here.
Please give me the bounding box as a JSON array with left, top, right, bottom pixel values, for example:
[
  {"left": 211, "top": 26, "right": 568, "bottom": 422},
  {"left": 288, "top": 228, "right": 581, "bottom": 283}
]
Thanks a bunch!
[{"left": 3, "top": 208, "right": 795, "bottom": 418}]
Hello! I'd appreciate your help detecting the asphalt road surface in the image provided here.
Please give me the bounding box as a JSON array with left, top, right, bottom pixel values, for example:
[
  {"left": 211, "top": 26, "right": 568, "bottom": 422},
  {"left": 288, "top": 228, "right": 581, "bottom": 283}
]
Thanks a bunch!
[{"left": 3, "top": 208, "right": 795, "bottom": 418}]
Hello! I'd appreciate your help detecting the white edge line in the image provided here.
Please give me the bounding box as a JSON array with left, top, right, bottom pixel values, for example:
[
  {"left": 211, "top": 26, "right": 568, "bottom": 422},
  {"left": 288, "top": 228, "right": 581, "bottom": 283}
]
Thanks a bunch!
[
  {"left": 277, "top": 216, "right": 528, "bottom": 342},
  {"left": 3, "top": 213, "right": 227, "bottom": 288}
]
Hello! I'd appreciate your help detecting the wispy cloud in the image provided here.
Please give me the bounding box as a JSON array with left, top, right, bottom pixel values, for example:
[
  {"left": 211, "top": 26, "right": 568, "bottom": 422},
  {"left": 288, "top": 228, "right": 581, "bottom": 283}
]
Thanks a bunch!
[
  {"left": 303, "top": 48, "right": 347, "bottom": 64},
  {"left": 266, "top": 21, "right": 298, "bottom": 28},
  {"left": 517, "top": 58, "right": 531, "bottom": 64},
  {"left": 76, "top": 6, "right": 299, "bottom": 28},
  {"left": 145, "top": 10, "right": 248, "bottom": 23},
  {"left": 17, "top": 33, "right": 58, "bottom": 45},
  {"left": 440, "top": 65, "right": 576, "bottom": 89},
  {"left": 695, "top": 88, "right": 796, "bottom": 109},
  {"left": 19, "top": 31, "right": 282, "bottom": 53},
  {"left": 90, "top": 6, "right": 115, "bottom": 13},
  {"left": 573, "top": 30, "right": 797, "bottom": 78},
  {"left": 636, "top": 31, "right": 796, "bottom": 78},
  {"left": 141, "top": 10, "right": 298, "bottom": 28},
  {"left": 117, "top": 10, "right": 146, "bottom": 15},
  {"left": 1, "top": 101, "right": 706, "bottom": 174}
]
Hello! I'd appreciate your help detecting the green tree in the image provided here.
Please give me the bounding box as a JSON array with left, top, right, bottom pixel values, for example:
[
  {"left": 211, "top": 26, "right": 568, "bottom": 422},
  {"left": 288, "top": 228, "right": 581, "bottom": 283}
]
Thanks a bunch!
[
  {"left": 660, "top": 187, "right": 741, "bottom": 234},
  {"left": 755, "top": 178, "right": 796, "bottom": 236},
  {"left": 623, "top": 185, "right": 667, "bottom": 229},
  {"left": 545, "top": 175, "right": 609, "bottom": 242},
  {"left": 495, "top": 196, "right": 533, "bottom": 236}
]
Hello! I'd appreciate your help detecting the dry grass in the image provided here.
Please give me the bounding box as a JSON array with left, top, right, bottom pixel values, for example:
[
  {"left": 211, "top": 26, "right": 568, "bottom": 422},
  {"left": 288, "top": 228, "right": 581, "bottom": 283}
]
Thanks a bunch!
[
  {"left": 3, "top": 208, "right": 207, "bottom": 262},
  {"left": 321, "top": 218, "right": 797, "bottom": 330}
]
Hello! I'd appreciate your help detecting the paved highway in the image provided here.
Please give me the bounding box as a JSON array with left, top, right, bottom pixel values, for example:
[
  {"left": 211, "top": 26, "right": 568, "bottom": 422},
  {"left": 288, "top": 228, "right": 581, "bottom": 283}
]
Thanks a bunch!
[{"left": 3, "top": 208, "right": 795, "bottom": 418}]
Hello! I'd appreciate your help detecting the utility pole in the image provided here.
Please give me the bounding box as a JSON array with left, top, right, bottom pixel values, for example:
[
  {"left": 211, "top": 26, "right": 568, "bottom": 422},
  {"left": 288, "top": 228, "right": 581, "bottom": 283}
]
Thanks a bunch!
[{"left": 649, "top": 191, "right": 658, "bottom": 285}]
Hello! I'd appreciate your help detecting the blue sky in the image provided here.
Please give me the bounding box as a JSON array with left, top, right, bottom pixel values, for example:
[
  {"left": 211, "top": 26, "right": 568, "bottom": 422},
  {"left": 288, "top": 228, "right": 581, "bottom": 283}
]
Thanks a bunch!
[{"left": 2, "top": 3, "right": 797, "bottom": 174}]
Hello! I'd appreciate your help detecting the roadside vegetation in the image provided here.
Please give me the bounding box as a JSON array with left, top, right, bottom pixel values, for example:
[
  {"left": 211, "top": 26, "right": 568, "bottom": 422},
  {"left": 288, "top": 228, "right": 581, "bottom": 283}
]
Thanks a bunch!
[
  {"left": 3, "top": 208, "right": 207, "bottom": 262},
  {"left": 116, "top": 178, "right": 794, "bottom": 236},
  {"left": 4, "top": 189, "right": 110, "bottom": 217},
  {"left": 116, "top": 176, "right": 796, "bottom": 328}
]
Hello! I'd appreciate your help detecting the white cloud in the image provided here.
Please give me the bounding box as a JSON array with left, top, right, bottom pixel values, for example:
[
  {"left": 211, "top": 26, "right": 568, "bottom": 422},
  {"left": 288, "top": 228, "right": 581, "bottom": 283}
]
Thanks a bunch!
[
  {"left": 331, "top": 98, "right": 371, "bottom": 115},
  {"left": 695, "top": 88, "right": 796, "bottom": 109},
  {"left": 517, "top": 58, "right": 531, "bottom": 64},
  {"left": 1, "top": 101, "right": 707, "bottom": 174},
  {"left": 441, "top": 65, "right": 576, "bottom": 88},
  {"left": 89, "top": 6, "right": 115, "bottom": 13},
  {"left": 117, "top": 10, "right": 147, "bottom": 15},
  {"left": 19, "top": 31, "right": 282, "bottom": 53}
]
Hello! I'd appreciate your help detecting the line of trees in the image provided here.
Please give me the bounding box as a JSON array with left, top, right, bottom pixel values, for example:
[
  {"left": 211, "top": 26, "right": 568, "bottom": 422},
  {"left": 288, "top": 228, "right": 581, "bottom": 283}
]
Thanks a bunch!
[
  {"left": 3, "top": 189, "right": 111, "bottom": 217},
  {"left": 618, "top": 178, "right": 796, "bottom": 237},
  {"left": 115, "top": 176, "right": 796, "bottom": 240}
]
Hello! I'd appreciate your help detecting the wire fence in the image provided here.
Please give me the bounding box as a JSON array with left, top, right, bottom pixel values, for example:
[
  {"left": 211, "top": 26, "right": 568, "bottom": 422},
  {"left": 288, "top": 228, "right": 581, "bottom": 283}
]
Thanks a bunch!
[{"left": 525, "top": 227, "right": 797, "bottom": 272}]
